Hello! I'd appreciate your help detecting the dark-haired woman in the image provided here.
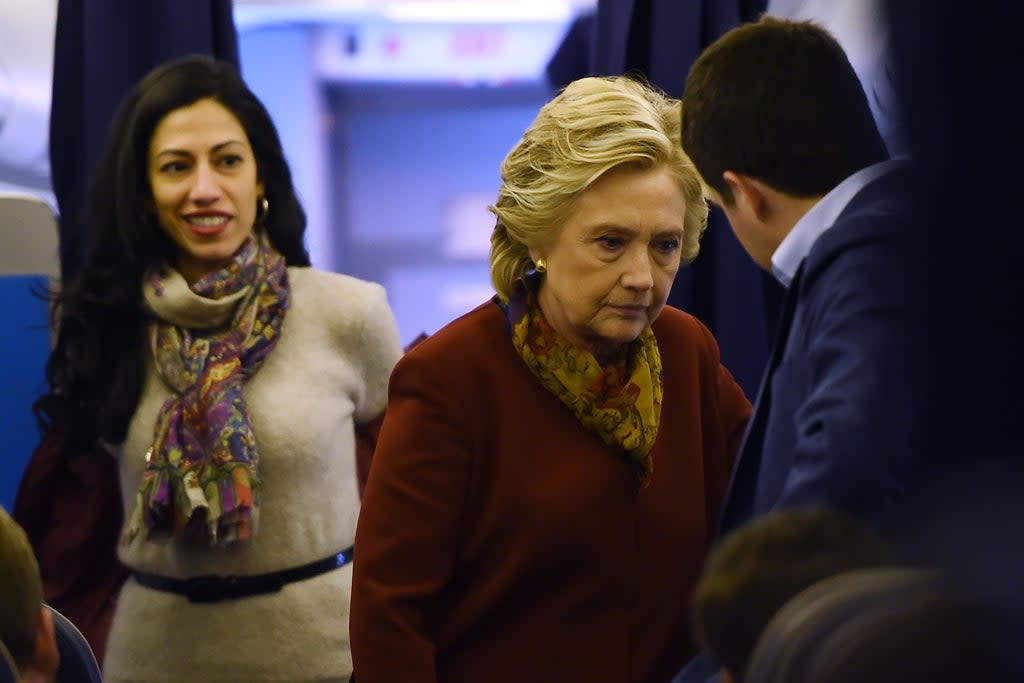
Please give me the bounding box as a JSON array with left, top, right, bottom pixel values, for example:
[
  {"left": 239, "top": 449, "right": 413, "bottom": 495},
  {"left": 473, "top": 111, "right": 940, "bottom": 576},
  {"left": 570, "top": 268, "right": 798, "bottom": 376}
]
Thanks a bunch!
[{"left": 35, "top": 55, "right": 402, "bottom": 683}]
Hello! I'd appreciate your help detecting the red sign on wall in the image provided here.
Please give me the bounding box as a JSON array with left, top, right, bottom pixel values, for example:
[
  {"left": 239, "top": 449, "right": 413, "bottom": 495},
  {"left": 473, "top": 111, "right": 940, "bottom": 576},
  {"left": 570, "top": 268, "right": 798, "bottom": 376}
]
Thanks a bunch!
[{"left": 450, "top": 27, "right": 506, "bottom": 58}]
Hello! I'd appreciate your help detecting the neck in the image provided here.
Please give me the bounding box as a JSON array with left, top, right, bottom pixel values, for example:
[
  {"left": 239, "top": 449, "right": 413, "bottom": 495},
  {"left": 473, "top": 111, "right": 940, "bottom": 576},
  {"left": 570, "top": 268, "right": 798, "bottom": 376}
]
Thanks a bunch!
[
  {"left": 535, "top": 285, "right": 630, "bottom": 364},
  {"left": 759, "top": 195, "right": 821, "bottom": 271},
  {"left": 592, "top": 342, "right": 629, "bottom": 367},
  {"left": 782, "top": 195, "right": 821, "bottom": 228}
]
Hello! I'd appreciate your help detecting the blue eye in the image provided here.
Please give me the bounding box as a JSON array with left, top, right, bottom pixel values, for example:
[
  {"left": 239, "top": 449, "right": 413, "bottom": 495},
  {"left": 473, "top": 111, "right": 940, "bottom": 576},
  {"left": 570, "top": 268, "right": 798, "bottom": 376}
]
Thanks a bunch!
[
  {"left": 657, "top": 238, "right": 681, "bottom": 254},
  {"left": 597, "top": 235, "right": 624, "bottom": 250}
]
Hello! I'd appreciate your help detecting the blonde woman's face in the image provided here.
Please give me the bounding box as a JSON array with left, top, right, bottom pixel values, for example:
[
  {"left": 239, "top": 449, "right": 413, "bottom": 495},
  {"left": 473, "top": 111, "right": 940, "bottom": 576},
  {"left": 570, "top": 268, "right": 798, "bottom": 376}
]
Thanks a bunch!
[{"left": 532, "top": 164, "right": 685, "bottom": 359}]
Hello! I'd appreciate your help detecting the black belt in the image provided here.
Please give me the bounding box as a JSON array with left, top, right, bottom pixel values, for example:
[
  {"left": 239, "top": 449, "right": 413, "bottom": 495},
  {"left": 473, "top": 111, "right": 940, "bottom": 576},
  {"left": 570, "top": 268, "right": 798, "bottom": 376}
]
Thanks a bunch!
[{"left": 133, "top": 547, "right": 353, "bottom": 604}]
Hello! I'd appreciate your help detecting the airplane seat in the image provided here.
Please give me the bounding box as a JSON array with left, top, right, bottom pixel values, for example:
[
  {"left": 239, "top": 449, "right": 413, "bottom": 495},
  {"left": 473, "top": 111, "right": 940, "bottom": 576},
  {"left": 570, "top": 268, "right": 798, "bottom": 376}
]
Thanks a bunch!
[{"left": 0, "top": 191, "right": 59, "bottom": 511}]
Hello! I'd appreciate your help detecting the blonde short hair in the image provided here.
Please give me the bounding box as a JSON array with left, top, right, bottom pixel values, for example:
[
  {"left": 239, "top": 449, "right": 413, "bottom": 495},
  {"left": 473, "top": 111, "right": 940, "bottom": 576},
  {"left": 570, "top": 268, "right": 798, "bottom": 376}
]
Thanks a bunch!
[
  {"left": 489, "top": 75, "right": 709, "bottom": 302},
  {"left": 0, "top": 506, "right": 42, "bottom": 667}
]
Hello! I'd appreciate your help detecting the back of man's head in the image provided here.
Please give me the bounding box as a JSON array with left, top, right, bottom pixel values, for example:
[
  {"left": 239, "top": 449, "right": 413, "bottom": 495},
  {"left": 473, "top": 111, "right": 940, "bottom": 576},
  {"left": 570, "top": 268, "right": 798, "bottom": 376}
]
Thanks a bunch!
[
  {"left": 681, "top": 16, "right": 889, "bottom": 205},
  {"left": 691, "top": 506, "right": 894, "bottom": 682},
  {"left": 0, "top": 505, "right": 57, "bottom": 678}
]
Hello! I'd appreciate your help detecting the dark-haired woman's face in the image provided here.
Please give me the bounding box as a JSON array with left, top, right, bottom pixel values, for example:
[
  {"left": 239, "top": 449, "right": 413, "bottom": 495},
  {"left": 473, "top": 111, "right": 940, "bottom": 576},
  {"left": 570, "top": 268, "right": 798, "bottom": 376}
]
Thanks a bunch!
[{"left": 148, "top": 97, "right": 264, "bottom": 283}]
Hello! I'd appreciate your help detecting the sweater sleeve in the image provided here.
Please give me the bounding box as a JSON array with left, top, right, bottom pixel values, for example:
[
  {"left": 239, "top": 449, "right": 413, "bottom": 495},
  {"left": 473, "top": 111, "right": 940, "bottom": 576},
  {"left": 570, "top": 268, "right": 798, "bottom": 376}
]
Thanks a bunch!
[{"left": 350, "top": 282, "right": 403, "bottom": 425}]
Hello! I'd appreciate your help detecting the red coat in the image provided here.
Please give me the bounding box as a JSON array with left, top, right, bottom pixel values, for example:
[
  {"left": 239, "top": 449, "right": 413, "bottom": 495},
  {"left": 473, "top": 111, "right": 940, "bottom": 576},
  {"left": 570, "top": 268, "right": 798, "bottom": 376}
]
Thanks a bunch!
[{"left": 351, "top": 301, "right": 751, "bottom": 683}]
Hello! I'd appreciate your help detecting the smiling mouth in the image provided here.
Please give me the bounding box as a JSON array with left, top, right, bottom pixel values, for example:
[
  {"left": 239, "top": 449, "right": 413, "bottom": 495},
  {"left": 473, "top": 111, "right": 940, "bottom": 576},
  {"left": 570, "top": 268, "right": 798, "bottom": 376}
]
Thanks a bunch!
[{"left": 184, "top": 215, "right": 231, "bottom": 235}]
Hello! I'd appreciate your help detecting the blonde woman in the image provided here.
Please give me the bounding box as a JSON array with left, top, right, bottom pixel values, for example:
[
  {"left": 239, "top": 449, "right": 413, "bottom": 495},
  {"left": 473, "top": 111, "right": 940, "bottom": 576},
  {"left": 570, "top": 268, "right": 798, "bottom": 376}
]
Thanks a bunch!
[{"left": 350, "top": 75, "right": 751, "bottom": 683}]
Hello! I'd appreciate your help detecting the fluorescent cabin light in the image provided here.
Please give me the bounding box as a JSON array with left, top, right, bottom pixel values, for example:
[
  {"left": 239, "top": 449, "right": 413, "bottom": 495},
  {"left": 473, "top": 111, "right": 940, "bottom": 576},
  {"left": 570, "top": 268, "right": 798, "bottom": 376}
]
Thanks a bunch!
[{"left": 382, "top": 0, "right": 572, "bottom": 23}]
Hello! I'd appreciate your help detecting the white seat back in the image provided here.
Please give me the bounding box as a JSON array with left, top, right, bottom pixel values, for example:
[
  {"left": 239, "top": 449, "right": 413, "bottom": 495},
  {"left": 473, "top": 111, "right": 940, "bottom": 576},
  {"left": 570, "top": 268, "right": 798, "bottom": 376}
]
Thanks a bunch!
[{"left": 0, "top": 192, "right": 59, "bottom": 277}]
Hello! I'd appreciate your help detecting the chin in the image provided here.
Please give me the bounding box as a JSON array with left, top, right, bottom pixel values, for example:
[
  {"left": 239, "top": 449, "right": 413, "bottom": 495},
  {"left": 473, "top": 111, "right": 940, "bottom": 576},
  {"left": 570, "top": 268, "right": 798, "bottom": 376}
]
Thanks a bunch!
[
  {"left": 192, "top": 240, "right": 247, "bottom": 262},
  {"left": 599, "top": 323, "right": 648, "bottom": 347}
]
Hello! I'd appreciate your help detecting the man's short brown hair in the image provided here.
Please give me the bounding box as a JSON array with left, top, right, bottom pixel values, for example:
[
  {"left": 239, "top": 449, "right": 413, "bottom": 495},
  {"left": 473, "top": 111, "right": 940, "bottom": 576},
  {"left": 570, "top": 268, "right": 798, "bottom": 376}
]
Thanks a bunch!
[
  {"left": 681, "top": 17, "right": 889, "bottom": 205},
  {"left": 692, "top": 506, "right": 893, "bottom": 680}
]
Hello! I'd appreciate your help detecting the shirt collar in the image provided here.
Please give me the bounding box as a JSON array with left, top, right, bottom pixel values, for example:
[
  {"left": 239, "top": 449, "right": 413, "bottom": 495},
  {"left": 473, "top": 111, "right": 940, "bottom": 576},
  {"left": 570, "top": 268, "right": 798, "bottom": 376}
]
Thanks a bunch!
[{"left": 770, "top": 159, "right": 904, "bottom": 287}]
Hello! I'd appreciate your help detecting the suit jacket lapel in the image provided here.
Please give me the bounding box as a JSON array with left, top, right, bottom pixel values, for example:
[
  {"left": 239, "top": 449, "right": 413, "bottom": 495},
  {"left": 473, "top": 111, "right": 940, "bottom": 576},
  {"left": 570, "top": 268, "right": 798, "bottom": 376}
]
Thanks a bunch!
[{"left": 718, "top": 261, "right": 805, "bottom": 534}]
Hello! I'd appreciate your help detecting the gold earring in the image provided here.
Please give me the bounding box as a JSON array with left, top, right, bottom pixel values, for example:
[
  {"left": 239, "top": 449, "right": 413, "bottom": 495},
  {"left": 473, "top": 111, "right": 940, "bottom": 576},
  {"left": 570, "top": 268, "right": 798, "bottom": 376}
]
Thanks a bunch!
[
  {"left": 257, "top": 196, "right": 270, "bottom": 221},
  {"left": 535, "top": 258, "right": 547, "bottom": 273}
]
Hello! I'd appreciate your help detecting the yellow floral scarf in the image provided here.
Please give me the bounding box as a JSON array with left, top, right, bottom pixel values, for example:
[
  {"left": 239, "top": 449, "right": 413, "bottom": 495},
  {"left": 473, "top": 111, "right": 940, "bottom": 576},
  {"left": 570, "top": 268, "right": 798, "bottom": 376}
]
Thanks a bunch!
[{"left": 508, "top": 289, "right": 663, "bottom": 485}]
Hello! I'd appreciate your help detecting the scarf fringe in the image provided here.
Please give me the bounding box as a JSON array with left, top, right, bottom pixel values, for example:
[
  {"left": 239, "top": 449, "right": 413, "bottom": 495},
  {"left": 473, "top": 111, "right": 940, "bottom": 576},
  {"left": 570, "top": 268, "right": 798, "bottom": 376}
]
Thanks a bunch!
[{"left": 123, "top": 462, "right": 260, "bottom": 546}]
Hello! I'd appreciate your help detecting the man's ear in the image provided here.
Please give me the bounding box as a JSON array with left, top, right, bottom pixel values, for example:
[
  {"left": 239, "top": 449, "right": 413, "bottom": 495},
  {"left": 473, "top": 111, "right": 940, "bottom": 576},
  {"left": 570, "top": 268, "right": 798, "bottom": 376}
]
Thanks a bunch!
[
  {"left": 722, "top": 171, "right": 771, "bottom": 222},
  {"left": 25, "top": 607, "right": 59, "bottom": 681}
]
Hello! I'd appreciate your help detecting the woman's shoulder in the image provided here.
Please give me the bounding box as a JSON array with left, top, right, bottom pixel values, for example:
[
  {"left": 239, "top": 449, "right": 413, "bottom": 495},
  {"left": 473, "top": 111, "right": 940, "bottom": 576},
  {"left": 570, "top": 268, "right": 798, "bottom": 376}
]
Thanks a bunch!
[
  {"left": 653, "top": 304, "right": 706, "bottom": 337},
  {"left": 287, "top": 266, "right": 386, "bottom": 303},
  {"left": 286, "top": 266, "right": 393, "bottom": 323},
  {"left": 286, "top": 267, "right": 398, "bottom": 347},
  {"left": 653, "top": 305, "right": 721, "bottom": 360},
  {"left": 401, "top": 298, "right": 507, "bottom": 364},
  {"left": 389, "top": 299, "right": 511, "bottom": 399}
]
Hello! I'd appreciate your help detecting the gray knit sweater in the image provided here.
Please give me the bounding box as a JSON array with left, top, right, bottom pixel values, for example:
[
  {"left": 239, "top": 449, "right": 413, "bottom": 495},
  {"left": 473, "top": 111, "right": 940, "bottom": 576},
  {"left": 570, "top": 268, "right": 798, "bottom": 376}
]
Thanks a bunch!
[{"left": 104, "top": 267, "right": 402, "bottom": 683}]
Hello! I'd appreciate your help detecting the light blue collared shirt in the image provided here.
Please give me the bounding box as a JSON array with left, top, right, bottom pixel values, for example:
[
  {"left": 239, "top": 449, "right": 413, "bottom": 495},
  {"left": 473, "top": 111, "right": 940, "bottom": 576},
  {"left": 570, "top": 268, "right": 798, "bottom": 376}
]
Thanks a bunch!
[{"left": 770, "top": 159, "right": 905, "bottom": 287}]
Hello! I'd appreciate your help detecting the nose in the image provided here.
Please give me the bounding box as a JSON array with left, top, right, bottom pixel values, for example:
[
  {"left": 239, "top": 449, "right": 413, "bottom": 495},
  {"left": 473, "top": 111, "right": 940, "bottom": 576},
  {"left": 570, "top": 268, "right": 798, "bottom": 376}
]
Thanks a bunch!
[
  {"left": 188, "top": 161, "right": 220, "bottom": 204},
  {"left": 620, "top": 247, "right": 654, "bottom": 291}
]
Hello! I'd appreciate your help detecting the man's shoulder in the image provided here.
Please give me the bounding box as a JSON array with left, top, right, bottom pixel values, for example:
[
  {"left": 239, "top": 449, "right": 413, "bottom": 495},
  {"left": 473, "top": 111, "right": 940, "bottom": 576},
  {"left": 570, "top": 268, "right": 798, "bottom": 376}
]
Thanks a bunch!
[{"left": 802, "top": 189, "right": 918, "bottom": 300}]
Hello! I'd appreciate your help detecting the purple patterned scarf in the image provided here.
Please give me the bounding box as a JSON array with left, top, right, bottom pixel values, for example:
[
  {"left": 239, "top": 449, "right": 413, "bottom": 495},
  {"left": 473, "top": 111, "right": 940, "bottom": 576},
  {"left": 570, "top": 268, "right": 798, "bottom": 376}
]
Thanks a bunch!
[{"left": 124, "top": 232, "right": 289, "bottom": 546}]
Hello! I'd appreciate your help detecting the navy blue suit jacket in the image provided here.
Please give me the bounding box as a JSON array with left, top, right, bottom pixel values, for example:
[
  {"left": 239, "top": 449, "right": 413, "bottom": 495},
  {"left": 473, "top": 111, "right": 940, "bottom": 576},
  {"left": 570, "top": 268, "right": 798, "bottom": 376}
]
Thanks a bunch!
[
  {"left": 674, "top": 166, "right": 929, "bottom": 683},
  {"left": 720, "top": 166, "right": 928, "bottom": 531}
]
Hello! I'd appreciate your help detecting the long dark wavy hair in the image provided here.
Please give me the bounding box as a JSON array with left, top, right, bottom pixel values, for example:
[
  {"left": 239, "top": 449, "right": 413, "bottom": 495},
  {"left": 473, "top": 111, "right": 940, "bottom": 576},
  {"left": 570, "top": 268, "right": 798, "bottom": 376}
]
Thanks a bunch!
[{"left": 35, "top": 55, "right": 311, "bottom": 452}]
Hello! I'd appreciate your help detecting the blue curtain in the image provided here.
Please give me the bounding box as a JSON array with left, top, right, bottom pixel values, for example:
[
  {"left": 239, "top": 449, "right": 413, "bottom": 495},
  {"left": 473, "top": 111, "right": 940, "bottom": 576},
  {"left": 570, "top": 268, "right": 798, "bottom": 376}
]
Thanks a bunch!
[
  {"left": 49, "top": 0, "right": 240, "bottom": 282},
  {"left": 548, "top": 0, "right": 774, "bottom": 399},
  {"left": 884, "top": 3, "right": 1024, "bottom": 678}
]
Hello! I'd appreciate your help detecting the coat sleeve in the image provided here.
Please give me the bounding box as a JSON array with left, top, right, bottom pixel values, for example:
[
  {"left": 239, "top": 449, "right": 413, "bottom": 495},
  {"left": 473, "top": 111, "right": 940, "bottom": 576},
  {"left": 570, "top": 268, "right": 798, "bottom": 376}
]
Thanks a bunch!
[
  {"left": 718, "top": 360, "right": 753, "bottom": 473},
  {"left": 698, "top": 319, "right": 753, "bottom": 538},
  {"left": 349, "top": 346, "right": 475, "bottom": 683},
  {"left": 354, "top": 332, "right": 430, "bottom": 498},
  {"left": 669, "top": 319, "right": 751, "bottom": 683},
  {"left": 12, "top": 434, "right": 129, "bottom": 665}
]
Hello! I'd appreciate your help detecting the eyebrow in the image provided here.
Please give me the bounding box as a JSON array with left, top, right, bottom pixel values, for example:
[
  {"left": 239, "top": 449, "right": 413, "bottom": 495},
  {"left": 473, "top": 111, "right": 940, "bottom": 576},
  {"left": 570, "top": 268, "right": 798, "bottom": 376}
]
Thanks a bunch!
[
  {"left": 590, "top": 224, "right": 684, "bottom": 236},
  {"left": 153, "top": 140, "right": 247, "bottom": 159}
]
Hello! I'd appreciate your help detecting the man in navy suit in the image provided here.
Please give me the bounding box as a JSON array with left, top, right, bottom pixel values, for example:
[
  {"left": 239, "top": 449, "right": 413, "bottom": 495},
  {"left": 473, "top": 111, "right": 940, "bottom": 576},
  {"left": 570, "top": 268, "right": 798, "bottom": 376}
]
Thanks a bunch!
[{"left": 673, "top": 16, "right": 928, "bottom": 683}]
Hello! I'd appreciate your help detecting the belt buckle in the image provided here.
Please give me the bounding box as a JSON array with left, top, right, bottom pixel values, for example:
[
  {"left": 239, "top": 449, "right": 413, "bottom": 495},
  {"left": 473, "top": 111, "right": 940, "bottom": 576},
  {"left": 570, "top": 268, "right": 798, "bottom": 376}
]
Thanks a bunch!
[
  {"left": 182, "top": 573, "right": 287, "bottom": 603},
  {"left": 183, "top": 574, "right": 238, "bottom": 604}
]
